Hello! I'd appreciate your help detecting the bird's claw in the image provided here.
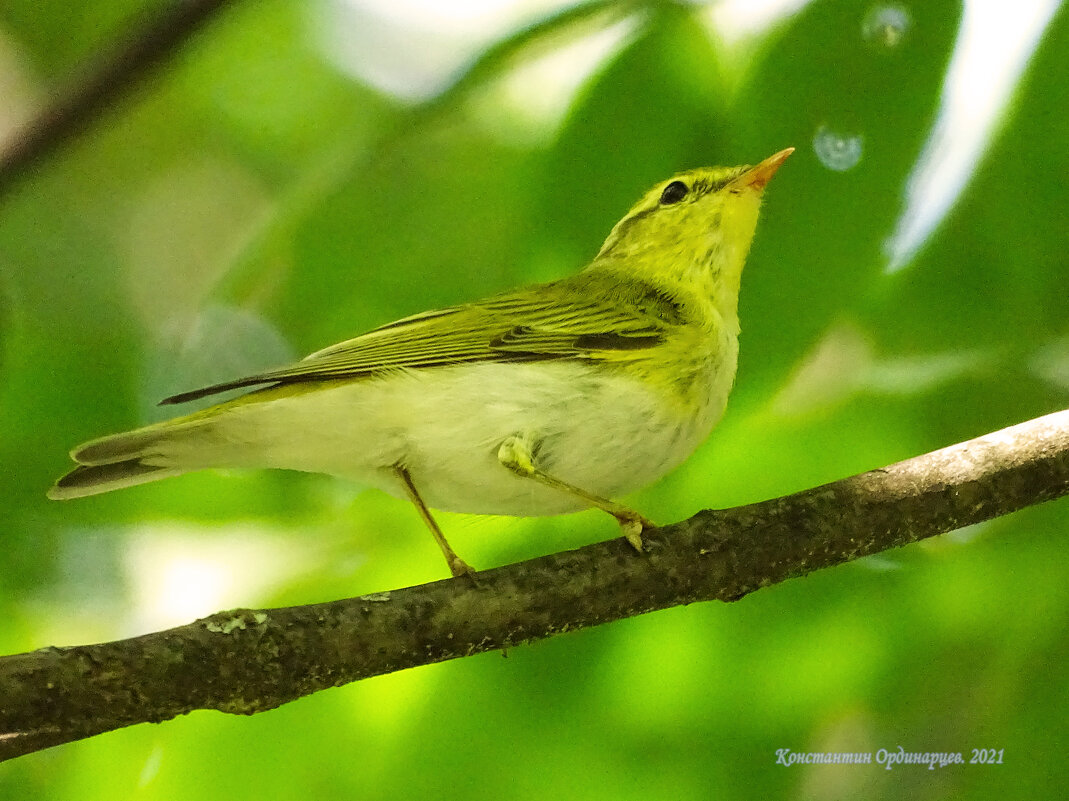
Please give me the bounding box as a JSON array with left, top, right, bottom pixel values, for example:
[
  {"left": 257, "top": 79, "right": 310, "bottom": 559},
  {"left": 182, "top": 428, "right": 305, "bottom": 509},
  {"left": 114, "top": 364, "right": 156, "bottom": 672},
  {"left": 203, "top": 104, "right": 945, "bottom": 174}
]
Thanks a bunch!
[{"left": 617, "top": 512, "right": 656, "bottom": 553}]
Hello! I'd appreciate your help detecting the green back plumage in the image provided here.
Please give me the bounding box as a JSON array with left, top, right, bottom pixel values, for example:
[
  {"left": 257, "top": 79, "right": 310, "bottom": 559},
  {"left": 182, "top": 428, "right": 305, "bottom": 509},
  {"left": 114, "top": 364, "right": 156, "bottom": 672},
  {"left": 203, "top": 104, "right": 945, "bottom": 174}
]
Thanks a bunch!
[{"left": 160, "top": 271, "right": 691, "bottom": 405}]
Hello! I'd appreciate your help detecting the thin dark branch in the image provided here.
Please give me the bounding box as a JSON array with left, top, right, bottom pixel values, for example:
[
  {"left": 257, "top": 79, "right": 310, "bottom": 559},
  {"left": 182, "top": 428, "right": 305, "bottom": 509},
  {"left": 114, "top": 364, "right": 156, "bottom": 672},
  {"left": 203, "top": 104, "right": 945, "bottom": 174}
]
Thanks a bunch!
[
  {"left": 0, "top": 0, "right": 239, "bottom": 198},
  {"left": 2, "top": 408, "right": 1068, "bottom": 762},
  {"left": 0, "top": 0, "right": 650, "bottom": 199}
]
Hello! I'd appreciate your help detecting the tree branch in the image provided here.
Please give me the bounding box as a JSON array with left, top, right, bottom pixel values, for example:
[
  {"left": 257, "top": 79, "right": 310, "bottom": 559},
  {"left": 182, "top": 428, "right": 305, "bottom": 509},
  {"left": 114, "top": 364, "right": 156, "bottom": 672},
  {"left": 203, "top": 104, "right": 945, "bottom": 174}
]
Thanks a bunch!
[
  {"left": 2, "top": 408, "right": 1067, "bottom": 762},
  {"left": 0, "top": 0, "right": 239, "bottom": 198}
]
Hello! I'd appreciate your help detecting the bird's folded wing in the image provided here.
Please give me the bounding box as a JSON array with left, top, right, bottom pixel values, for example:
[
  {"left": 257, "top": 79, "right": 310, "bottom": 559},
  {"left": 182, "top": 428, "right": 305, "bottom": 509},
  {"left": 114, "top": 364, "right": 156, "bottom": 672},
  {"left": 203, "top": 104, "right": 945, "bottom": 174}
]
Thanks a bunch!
[{"left": 160, "top": 280, "right": 672, "bottom": 405}]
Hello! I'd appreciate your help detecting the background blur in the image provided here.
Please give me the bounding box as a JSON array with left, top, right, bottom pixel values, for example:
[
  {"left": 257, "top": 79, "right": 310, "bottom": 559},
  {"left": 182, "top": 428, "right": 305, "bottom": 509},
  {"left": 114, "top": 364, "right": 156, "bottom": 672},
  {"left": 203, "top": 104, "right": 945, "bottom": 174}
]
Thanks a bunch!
[{"left": 1, "top": 0, "right": 1066, "bottom": 797}]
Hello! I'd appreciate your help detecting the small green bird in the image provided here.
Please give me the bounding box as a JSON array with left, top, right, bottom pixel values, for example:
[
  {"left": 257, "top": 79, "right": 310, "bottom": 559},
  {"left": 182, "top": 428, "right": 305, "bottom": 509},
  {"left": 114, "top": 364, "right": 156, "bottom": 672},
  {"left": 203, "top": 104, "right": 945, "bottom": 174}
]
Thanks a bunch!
[{"left": 50, "top": 148, "right": 793, "bottom": 577}]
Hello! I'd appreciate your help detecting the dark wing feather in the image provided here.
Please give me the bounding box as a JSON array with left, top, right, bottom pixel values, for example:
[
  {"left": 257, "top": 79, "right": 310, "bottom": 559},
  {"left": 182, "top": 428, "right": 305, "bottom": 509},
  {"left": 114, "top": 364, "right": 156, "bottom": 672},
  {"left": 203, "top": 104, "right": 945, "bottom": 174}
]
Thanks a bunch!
[{"left": 160, "top": 273, "right": 680, "bottom": 405}]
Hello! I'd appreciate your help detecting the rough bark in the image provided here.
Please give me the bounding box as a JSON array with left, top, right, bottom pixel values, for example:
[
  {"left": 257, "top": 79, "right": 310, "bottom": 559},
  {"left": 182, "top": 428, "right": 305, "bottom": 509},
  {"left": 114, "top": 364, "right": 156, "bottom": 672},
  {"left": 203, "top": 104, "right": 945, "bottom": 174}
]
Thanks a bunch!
[{"left": 2, "top": 408, "right": 1067, "bottom": 762}]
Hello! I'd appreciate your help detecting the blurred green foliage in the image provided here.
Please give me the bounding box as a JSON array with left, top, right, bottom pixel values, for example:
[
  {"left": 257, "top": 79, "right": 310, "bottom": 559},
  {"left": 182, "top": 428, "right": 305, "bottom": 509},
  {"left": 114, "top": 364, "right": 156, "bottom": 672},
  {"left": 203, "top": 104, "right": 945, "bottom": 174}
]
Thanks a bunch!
[{"left": 0, "top": 0, "right": 1066, "bottom": 798}]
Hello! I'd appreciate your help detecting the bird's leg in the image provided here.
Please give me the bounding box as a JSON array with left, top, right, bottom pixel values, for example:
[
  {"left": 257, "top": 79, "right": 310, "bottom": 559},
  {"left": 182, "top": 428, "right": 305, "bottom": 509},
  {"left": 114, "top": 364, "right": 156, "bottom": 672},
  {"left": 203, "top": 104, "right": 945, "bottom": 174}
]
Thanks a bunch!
[
  {"left": 496, "top": 434, "right": 654, "bottom": 552},
  {"left": 394, "top": 465, "right": 476, "bottom": 579}
]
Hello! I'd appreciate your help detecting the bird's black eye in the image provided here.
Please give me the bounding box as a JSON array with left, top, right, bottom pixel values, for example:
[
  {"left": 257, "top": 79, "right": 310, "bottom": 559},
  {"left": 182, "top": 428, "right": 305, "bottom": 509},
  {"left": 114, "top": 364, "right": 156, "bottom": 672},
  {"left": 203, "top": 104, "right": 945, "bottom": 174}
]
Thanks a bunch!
[{"left": 659, "top": 180, "right": 689, "bottom": 205}]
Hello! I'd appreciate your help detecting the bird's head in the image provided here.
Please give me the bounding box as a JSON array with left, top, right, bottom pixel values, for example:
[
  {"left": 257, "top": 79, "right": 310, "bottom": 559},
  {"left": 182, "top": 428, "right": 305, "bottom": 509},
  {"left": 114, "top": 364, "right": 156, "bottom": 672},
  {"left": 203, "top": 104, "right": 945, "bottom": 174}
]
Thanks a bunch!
[{"left": 595, "top": 148, "right": 793, "bottom": 314}]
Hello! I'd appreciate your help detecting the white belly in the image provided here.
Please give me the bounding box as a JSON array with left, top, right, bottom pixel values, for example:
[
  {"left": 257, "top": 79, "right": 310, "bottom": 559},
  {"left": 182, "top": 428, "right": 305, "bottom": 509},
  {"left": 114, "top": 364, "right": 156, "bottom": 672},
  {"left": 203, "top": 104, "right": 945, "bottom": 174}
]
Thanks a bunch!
[{"left": 186, "top": 360, "right": 733, "bottom": 516}]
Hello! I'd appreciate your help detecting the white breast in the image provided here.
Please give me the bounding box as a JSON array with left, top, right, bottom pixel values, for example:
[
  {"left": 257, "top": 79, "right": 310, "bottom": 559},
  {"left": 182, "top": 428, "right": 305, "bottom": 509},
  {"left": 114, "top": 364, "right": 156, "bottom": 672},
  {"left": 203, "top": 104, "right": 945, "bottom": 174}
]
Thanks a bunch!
[{"left": 192, "top": 353, "right": 737, "bottom": 517}]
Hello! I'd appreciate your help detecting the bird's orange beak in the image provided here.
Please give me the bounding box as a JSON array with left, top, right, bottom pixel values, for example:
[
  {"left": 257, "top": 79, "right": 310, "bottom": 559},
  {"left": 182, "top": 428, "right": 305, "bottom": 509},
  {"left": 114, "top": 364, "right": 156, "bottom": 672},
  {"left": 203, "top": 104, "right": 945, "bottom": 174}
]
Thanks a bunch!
[{"left": 736, "top": 147, "right": 794, "bottom": 191}]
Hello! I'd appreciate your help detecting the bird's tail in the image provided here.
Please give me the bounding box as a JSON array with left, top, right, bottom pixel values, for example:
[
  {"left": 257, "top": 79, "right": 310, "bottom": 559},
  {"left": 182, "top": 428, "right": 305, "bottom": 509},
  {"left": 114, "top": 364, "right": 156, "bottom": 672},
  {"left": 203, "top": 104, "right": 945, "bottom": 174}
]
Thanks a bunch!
[{"left": 48, "top": 422, "right": 197, "bottom": 500}]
